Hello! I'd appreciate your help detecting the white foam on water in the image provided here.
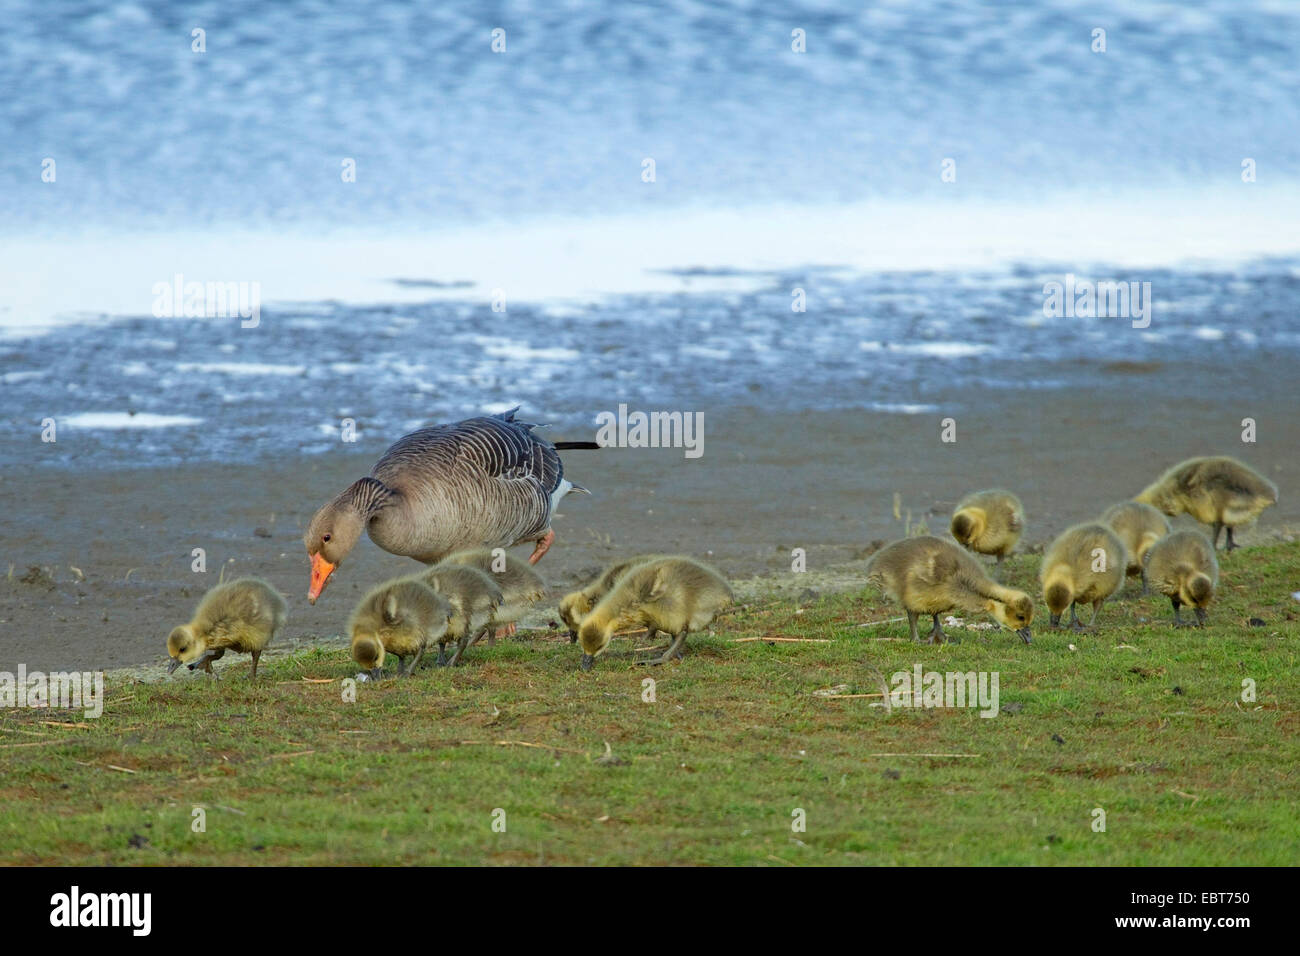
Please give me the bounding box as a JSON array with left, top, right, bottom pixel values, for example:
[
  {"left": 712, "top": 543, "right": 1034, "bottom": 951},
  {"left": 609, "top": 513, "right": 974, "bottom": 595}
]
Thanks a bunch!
[
  {"left": 174, "top": 362, "right": 306, "bottom": 376},
  {"left": 2, "top": 370, "right": 45, "bottom": 383},
  {"left": 3, "top": 188, "right": 1298, "bottom": 338},
  {"left": 62, "top": 412, "right": 203, "bottom": 429},
  {"left": 868, "top": 403, "right": 939, "bottom": 414}
]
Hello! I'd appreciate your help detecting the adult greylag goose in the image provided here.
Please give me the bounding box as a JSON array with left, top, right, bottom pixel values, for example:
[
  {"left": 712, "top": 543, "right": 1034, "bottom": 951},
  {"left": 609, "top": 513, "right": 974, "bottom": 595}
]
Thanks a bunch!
[{"left": 304, "top": 408, "right": 595, "bottom": 604}]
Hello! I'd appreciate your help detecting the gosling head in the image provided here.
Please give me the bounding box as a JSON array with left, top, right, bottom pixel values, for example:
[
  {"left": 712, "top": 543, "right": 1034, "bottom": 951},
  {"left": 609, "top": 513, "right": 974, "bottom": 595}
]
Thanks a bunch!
[
  {"left": 1134, "top": 483, "right": 1179, "bottom": 517},
  {"left": 166, "top": 625, "right": 205, "bottom": 673},
  {"left": 577, "top": 618, "right": 612, "bottom": 671},
  {"left": 303, "top": 503, "right": 366, "bottom": 604},
  {"left": 351, "top": 632, "right": 385, "bottom": 671},
  {"left": 1044, "top": 580, "right": 1072, "bottom": 626},
  {"left": 989, "top": 592, "right": 1034, "bottom": 643},
  {"left": 558, "top": 592, "right": 592, "bottom": 643},
  {"left": 950, "top": 509, "right": 985, "bottom": 547},
  {"left": 1182, "top": 571, "right": 1214, "bottom": 609}
]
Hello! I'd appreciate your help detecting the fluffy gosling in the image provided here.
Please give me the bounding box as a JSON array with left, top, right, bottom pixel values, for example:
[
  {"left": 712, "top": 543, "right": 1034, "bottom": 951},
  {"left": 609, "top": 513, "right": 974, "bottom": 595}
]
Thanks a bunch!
[
  {"left": 349, "top": 578, "right": 451, "bottom": 677},
  {"left": 865, "top": 536, "right": 1033, "bottom": 644},
  {"left": 1100, "top": 501, "right": 1170, "bottom": 590},
  {"left": 558, "top": 555, "right": 663, "bottom": 642},
  {"left": 577, "top": 557, "right": 732, "bottom": 670},
  {"left": 1143, "top": 530, "right": 1219, "bottom": 627},
  {"left": 950, "top": 489, "right": 1025, "bottom": 567},
  {"left": 440, "top": 549, "right": 546, "bottom": 641},
  {"left": 166, "top": 577, "right": 287, "bottom": 680},
  {"left": 1135, "top": 456, "right": 1277, "bottom": 550},
  {"left": 1039, "top": 523, "right": 1128, "bottom": 630},
  {"left": 417, "top": 565, "right": 504, "bottom": 666}
]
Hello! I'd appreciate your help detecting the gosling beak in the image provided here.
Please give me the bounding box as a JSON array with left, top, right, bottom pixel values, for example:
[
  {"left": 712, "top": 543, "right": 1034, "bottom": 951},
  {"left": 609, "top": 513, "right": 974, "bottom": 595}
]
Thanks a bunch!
[
  {"left": 166, "top": 657, "right": 182, "bottom": 674},
  {"left": 308, "top": 553, "right": 336, "bottom": 604},
  {"left": 580, "top": 653, "right": 594, "bottom": 672},
  {"left": 1017, "top": 627, "right": 1033, "bottom": 644}
]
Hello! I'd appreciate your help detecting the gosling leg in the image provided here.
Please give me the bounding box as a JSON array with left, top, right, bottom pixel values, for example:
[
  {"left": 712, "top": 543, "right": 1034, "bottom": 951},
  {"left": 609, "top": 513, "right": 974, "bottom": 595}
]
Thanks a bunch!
[
  {"left": 907, "top": 611, "right": 921, "bottom": 643},
  {"left": 1171, "top": 597, "right": 1187, "bottom": 627},
  {"left": 249, "top": 649, "right": 261, "bottom": 681},
  {"left": 435, "top": 642, "right": 449, "bottom": 667},
  {"left": 640, "top": 629, "right": 688, "bottom": 666},
  {"left": 1069, "top": 602, "right": 1092, "bottom": 632},
  {"left": 1088, "top": 600, "right": 1103, "bottom": 627},
  {"left": 1211, "top": 521, "right": 1224, "bottom": 549},
  {"left": 404, "top": 643, "right": 426, "bottom": 675},
  {"left": 1194, "top": 606, "right": 1208, "bottom": 626},
  {"left": 927, "top": 613, "right": 951, "bottom": 645},
  {"left": 1225, "top": 526, "right": 1239, "bottom": 551}
]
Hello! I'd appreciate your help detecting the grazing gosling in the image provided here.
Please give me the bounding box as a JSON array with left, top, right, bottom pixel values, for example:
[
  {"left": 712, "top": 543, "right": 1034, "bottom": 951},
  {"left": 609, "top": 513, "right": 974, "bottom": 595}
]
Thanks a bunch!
[
  {"left": 417, "top": 565, "right": 503, "bottom": 666},
  {"left": 166, "top": 577, "right": 287, "bottom": 680},
  {"left": 1144, "top": 530, "right": 1219, "bottom": 627},
  {"left": 1101, "top": 501, "right": 1170, "bottom": 590},
  {"left": 577, "top": 557, "right": 732, "bottom": 670},
  {"left": 865, "top": 536, "right": 1033, "bottom": 644},
  {"left": 558, "top": 555, "right": 663, "bottom": 642},
  {"left": 349, "top": 578, "right": 450, "bottom": 677},
  {"left": 950, "top": 489, "right": 1025, "bottom": 567},
  {"left": 440, "top": 549, "right": 546, "bottom": 641},
  {"left": 1135, "top": 456, "right": 1278, "bottom": 550},
  {"left": 1039, "top": 523, "right": 1128, "bottom": 630}
]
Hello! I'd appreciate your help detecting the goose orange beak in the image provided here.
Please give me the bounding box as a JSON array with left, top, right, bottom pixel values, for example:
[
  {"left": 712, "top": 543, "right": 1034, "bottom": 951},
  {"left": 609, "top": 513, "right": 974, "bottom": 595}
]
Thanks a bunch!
[{"left": 308, "top": 554, "right": 335, "bottom": 604}]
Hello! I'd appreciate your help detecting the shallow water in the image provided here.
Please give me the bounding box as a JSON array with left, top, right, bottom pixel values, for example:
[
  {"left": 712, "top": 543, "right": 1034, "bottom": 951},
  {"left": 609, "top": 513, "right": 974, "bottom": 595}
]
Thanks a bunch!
[{"left": 2, "top": 1, "right": 1298, "bottom": 468}]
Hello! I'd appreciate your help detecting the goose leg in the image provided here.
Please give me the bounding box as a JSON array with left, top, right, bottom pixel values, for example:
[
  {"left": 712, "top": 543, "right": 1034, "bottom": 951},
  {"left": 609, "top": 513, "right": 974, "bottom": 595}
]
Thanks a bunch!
[
  {"left": 1225, "top": 526, "right": 1239, "bottom": 551},
  {"left": 528, "top": 529, "right": 555, "bottom": 565}
]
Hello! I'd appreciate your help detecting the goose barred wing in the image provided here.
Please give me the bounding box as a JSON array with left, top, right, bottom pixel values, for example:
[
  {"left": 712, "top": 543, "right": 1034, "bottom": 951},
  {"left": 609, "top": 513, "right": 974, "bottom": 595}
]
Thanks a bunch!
[{"left": 374, "top": 408, "right": 564, "bottom": 496}]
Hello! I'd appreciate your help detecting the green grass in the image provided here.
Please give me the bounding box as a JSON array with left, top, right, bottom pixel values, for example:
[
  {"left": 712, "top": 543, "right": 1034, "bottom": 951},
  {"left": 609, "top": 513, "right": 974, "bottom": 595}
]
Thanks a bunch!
[{"left": 2, "top": 542, "right": 1298, "bottom": 865}]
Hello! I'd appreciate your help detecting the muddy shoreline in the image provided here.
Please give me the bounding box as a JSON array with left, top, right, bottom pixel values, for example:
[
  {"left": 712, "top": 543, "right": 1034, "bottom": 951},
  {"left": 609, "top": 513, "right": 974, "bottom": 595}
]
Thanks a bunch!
[{"left": 2, "top": 390, "right": 1296, "bottom": 674}]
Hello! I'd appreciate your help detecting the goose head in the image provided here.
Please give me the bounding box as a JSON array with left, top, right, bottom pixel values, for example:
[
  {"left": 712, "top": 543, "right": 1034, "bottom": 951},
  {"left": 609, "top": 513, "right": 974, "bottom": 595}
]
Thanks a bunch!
[{"left": 303, "top": 503, "right": 366, "bottom": 604}]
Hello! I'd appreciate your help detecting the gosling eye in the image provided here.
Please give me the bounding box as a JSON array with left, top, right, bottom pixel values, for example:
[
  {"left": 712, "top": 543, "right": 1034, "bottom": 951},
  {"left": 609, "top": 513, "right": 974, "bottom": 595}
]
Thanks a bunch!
[{"left": 322, "top": 533, "right": 332, "bottom": 543}]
